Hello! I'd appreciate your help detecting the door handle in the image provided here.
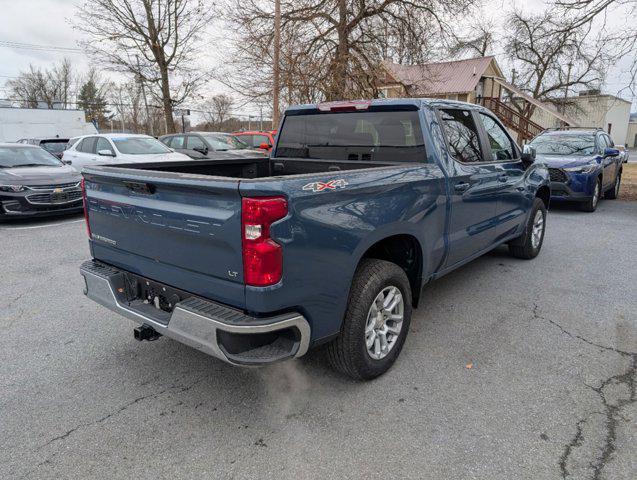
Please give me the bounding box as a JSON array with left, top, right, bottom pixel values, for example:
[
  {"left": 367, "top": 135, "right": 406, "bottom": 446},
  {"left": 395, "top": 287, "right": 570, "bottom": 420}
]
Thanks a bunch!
[
  {"left": 498, "top": 174, "right": 508, "bottom": 182},
  {"left": 454, "top": 182, "right": 470, "bottom": 192}
]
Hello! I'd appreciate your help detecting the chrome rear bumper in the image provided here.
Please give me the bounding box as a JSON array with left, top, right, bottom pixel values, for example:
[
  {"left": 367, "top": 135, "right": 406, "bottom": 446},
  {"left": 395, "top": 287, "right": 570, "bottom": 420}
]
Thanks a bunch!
[{"left": 80, "top": 260, "right": 310, "bottom": 365}]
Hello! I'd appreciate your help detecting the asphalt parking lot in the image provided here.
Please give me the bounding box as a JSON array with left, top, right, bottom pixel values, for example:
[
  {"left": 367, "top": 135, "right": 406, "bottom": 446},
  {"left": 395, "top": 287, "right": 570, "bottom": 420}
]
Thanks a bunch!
[{"left": 1, "top": 201, "right": 636, "bottom": 480}]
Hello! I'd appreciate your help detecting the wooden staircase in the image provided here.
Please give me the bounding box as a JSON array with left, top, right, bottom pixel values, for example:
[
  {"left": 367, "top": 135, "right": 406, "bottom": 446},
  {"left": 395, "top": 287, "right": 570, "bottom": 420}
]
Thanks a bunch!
[{"left": 480, "top": 97, "right": 544, "bottom": 143}]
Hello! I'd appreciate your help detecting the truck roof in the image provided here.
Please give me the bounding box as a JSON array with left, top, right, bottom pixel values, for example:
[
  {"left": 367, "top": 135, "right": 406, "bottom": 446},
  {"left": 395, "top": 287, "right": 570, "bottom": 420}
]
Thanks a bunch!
[{"left": 285, "top": 98, "right": 488, "bottom": 114}]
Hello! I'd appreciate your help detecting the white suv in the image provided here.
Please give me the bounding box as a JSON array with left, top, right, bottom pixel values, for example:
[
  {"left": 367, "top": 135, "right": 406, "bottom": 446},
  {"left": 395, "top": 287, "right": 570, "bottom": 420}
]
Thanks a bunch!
[{"left": 62, "top": 133, "right": 190, "bottom": 171}]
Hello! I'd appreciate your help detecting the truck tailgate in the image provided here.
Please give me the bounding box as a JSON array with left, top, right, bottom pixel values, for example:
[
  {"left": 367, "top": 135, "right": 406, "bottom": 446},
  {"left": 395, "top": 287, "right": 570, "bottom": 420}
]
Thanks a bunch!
[{"left": 83, "top": 167, "right": 245, "bottom": 308}]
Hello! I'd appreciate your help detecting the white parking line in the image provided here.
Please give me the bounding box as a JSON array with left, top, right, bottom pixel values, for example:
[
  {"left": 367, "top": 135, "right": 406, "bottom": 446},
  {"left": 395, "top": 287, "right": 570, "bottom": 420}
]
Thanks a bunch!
[{"left": 1, "top": 219, "right": 84, "bottom": 230}]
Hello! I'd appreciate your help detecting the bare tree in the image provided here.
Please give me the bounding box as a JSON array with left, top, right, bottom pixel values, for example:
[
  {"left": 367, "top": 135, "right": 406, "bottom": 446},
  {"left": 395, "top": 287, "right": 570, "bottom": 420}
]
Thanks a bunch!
[
  {"left": 75, "top": 0, "right": 215, "bottom": 133},
  {"left": 554, "top": 0, "right": 637, "bottom": 92},
  {"left": 448, "top": 18, "right": 497, "bottom": 58},
  {"left": 7, "top": 59, "right": 77, "bottom": 108},
  {"left": 200, "top": 94, "right": 234, "bottom": 130},
  {"left": 222, "top": 0, "right": 476, "bottom": 105},
  {"left": 504, "top": 10, "right": 609, "bottom": 118},
  {"left": 107, "top": 80, "right": 146, "bottom": 133}
]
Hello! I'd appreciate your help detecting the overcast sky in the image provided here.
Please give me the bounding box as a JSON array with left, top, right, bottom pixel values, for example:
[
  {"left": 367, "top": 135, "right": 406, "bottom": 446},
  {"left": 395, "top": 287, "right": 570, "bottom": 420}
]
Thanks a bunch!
[{"left": 0, "top": 0, "right": 635, "bottom": 113}]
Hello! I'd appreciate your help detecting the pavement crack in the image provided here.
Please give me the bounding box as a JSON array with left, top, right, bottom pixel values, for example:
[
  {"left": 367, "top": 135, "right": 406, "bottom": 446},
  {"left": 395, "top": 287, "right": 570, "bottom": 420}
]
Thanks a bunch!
[
  {"left": 559, "top": 418, "right": 586, "bottom": 479},
  {"left": 533, "top": 303, "right": 637, "bottom": 479},
  {"left": 532, "top": 303, "right": 635, "bottom": 357},
  {"left": 38, "top": 377, "right": 206, "bottom": 450},
  {"left": 586, "top": 354, "right": 636, "bottom": 480}
]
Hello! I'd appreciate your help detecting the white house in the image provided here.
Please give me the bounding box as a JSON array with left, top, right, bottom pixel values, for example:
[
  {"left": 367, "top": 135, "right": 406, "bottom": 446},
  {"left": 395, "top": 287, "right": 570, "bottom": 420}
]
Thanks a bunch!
[{"left": 561, "top": 92, "right": 631, "bottom": 146}]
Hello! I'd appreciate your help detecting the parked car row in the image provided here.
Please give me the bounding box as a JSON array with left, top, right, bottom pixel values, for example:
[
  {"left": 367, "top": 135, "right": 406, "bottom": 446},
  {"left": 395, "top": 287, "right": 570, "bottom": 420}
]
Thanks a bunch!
[{"left": 0, "top": 110, "right": 625, "bottom": 221}]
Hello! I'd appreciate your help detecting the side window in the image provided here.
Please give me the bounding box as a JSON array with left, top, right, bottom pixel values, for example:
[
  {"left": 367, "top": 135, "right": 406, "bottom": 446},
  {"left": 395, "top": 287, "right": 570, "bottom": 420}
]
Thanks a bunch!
[
  {"left": 604, "top": 134, "right": 614, "bottom": 147},
  {"left": 96, "top": 137, "right": 115, "bottom": 155},
  {"left": 78, "top": 137, "right": 97, "bottom": 154},
  {"left": 170, "top": 135, "right": 185, "bottom": 148},
  {"left": 597, "top": 134, "right": 608, "bottom": 152},
  {"left": 440, "top": 109, "right": 483, "bottom": 163},
  {"left": 238, "top": 134, "right": 254, "bottom": 146},
  {"left": 479, "top": 113, "right": 515, "bottom": 161},
  {"left": 186, "top": 135, "right": 206, "bottom": 150},
  {"left": 253, "top": 135, "right": 270, "bottom": 147}
]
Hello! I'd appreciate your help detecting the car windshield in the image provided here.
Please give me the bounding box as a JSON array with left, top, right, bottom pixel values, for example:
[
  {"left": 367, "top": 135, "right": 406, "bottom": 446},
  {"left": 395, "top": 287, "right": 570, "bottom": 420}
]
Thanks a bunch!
[
  {"left": 276, "top": 110, "right": 426, "bottom": 162},
  {"left": 201, "top": 134, "right": 250, "bottom": 151},
  {"left": 529, "top": 134, "right": 596, "bottom": 156},
  {"left": 0, "top": 146, "right": 62, "bottom": 168},
  {"left": 111, "top": 137, "right": 172, "bottom": 155},
  {"left": 40, "top": 141, "right": 68, "bottom": 154}
]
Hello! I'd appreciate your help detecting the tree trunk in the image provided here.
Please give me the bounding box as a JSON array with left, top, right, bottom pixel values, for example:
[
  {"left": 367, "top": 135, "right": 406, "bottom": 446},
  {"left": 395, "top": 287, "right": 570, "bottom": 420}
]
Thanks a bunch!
[
  {"left": 158, "top": 61, "right": 175, "bottom": 133},
  {"left": 327, "top": 0, "right": 349, "bottom": 101}
]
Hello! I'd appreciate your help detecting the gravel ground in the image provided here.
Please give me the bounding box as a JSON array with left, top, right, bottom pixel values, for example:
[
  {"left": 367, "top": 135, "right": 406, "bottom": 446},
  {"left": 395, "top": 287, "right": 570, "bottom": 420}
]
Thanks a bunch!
[{"left": 1, "top": 201, "right": 635, "bottom": 480}]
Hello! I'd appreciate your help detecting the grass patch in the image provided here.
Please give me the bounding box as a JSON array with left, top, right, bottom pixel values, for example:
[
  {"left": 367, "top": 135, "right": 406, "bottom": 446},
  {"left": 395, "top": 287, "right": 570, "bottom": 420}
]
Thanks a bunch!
[{"left": 619, "top": 163, "right": 637, "bottom": 201}]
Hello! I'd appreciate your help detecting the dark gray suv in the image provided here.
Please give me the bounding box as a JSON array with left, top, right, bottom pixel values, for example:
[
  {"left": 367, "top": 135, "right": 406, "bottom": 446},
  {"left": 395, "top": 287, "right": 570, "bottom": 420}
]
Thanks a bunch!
[{"left": 159, "top": 132, "right": 268, "bottom": 159}]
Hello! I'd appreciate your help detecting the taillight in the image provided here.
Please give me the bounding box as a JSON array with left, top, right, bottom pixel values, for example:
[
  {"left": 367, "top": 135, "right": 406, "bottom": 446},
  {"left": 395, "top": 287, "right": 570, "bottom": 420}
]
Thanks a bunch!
[
  {"left": 81, "top": 178, "right": 92, "bottom": 239},
  {"left": 241, "top": 196, "right": 287, "bottom": 286}
]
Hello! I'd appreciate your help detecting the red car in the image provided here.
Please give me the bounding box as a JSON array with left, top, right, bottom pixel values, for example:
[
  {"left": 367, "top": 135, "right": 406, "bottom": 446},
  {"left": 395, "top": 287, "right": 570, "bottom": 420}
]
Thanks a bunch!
[{"left": 232, "top": 130, "right": 277, "bottom": 152}]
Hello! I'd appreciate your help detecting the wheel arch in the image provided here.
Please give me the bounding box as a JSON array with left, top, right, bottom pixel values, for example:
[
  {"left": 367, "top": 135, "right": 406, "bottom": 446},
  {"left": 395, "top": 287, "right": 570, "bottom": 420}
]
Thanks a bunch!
[
  {"left": 535, "top": 185, "right": 550, "bottom": 209},
  {"left": 358, "top": 234, "right": 424, "bottom": 308}
]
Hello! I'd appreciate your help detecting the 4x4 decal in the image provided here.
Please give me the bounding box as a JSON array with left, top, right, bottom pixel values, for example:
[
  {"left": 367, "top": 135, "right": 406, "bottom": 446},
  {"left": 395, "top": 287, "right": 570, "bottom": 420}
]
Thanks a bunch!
[{"left": 302, "top": 179, "right": 349, "bottom": 192}]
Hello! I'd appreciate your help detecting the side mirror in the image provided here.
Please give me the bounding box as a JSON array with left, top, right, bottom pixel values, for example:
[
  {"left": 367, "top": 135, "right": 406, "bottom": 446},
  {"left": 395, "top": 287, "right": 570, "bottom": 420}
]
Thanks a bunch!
[
  {"left": 604, "top": 147, "right": 620, "bottom": 157},
  {"left": 521, "top": 145, "right": 536, "bottom": 165},
  {"left": 97, "top": 149, "right": 115, "bottom": 157},
  {"left": 62, "top": 159, "right": 72, "bottom": 165},
  {"left": 259, "top": 142, "right": 272, "bottom": 150},
  {"left": 193, "top": 146, "right": 208, "bottom": 155}
]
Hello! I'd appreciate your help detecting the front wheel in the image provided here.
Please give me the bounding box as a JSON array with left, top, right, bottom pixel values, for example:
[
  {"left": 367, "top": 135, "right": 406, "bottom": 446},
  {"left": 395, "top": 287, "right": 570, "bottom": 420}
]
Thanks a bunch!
[
  {"left": 326, "top": 259, "right": 412, "bottom": 380},
  {"left": 508, "top": 198, "right": 547, "bottom": 260},
  {"left": 581, "top": 178, "right": 601, "bottom": 212}
]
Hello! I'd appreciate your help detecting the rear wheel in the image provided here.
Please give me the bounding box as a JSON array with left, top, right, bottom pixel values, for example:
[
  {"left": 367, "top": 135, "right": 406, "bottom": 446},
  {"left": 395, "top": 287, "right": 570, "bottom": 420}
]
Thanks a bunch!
[
  {"left": 326, "top": 259, "right": 412, "bottom": 380},
  {"left": 581, "top": 178, "right": 601, "bottom": 212},
  {"left": 508, "top": 198, "right": 547, "bottom": 260},
  {"left": 604, "top": 171, "right": 621, "bottom": 200}
]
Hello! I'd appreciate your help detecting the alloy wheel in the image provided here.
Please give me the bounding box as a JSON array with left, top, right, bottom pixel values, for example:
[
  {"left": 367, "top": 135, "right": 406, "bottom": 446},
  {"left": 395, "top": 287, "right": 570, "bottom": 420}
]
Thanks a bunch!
[
  {"left": 365, "top": 286, "right": 404, "bottom": 360},
  {"left": 592, "top": 182, "right": 600, "bottom": 208},
  {"left": 531, "top": 209, "right": 545, "bottom": 250}
]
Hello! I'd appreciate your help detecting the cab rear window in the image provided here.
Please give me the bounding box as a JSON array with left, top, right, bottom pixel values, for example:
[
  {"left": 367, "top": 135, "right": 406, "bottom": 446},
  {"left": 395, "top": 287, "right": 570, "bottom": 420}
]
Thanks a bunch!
[{"left": 277, "top": 111, "right": 426, "bottom": 162}]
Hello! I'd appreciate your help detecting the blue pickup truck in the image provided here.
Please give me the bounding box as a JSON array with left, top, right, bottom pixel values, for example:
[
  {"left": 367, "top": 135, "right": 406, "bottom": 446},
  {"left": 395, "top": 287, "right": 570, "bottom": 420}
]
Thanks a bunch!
[{"left": 80, "top": 99, "right": 550, "bottom": 379}]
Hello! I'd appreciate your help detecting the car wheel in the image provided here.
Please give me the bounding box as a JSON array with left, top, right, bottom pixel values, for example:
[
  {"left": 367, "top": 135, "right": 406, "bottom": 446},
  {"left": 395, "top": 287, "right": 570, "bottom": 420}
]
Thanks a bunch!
[
  {"left": 604, "top": 172, "right": 621, "bottom": 200},
  {"left": 508, "top": 198, "right": 547, "bottom": 260},
  {"left": 580, "top": 178, "right": 601, "bottom": 212},
  {"left": 326, "top": 259, "right": 412, "bottom": 380}
]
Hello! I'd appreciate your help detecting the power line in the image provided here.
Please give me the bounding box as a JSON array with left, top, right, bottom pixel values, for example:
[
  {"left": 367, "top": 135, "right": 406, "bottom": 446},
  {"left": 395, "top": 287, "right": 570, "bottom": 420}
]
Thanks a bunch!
[
  {"left": 0, "top": 98, "right": 267, "bottom": 119},
  {"left": 0, "top": 40, "right": 83, "bottom": 53}
]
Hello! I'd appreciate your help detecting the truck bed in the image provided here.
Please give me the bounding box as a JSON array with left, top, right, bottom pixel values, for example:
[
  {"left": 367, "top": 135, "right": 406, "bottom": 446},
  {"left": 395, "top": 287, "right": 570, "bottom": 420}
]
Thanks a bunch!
[{"left": 123, "top": 157, "right": 393, "bottom": 179}]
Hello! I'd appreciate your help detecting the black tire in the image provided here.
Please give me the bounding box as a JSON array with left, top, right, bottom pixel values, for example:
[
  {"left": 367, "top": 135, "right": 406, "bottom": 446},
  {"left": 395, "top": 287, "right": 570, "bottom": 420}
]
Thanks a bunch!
[
  {"left": 508, "top": 198, "right": 547, "bottom": 260},
  {"left": 326, "top": 259, "right": 412, "bottom": 380},
  {"left": 604, "top": 171, "right": 621, "bottom": 200},
  {"left": 580, "top": 178, "right": 601, "bottom": 212}
]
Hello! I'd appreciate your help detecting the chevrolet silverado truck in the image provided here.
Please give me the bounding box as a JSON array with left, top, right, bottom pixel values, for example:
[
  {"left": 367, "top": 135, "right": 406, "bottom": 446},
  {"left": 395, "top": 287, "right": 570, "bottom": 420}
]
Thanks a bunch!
[{"left": 80, "top": 99, "right": 550, "bottom": 380}]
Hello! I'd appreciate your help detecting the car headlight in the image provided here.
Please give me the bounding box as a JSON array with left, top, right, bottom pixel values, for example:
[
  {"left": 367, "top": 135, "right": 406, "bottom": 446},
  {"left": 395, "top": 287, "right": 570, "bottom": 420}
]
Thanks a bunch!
[
  {"left": 563, "top": 165, "right": 596, "bottom": 174},
  {"left": 0, "top": 185, "right": 26, "bottom": 192}
]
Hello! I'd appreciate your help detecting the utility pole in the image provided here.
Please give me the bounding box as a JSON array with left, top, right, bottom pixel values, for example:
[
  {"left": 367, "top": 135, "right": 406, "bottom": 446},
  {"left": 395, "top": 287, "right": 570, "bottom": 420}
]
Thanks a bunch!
[
  {"left": 272, "top": 0, "right": 281, "bottom": 129},
  {"left": 260, "top": 106, "right": 263, "bottom": 131},
  {"left": 118, "top": 88, "right": 125, "bottom": 132},
  {"left": 136, "top": 55, "right": 153, "bottom": 136}
]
